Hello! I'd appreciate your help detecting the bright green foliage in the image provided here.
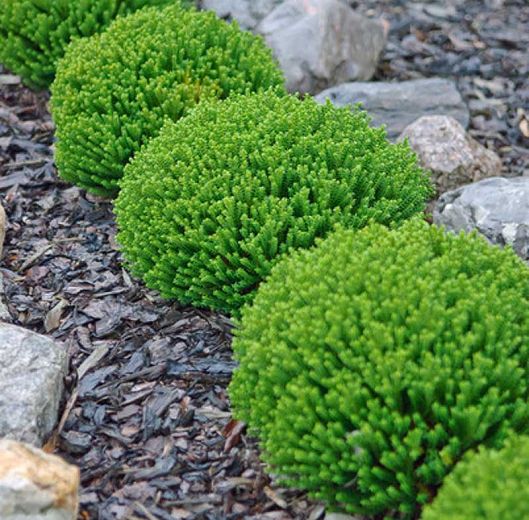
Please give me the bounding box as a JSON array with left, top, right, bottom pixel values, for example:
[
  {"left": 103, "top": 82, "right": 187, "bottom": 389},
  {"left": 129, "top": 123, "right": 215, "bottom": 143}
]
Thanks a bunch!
[
  {"left": 0, "top": 0, "right": 177, "bottom": 90},
  {"left": 115, "top": 92, "right": 431, "bottom": 314},
  {"left": 423, "top": 436, "right": 529, "bottom": 520},
  {"left": 51, "top": 4, "right": 285, "bottom": 197},
  {"left": 229, "top": 220, "right": 529, "bottom": 518}
]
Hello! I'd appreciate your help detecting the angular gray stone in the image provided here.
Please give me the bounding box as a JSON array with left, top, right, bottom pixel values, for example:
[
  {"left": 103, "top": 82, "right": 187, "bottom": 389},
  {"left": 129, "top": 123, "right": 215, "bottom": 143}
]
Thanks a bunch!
[
  {"left": 315, "top": 78, "right": 469, "bottom": 140},
  {"left": 199, "top": 0, "right": 284, "bottom": 30},
  {"left": 434, "top": 177, "right": 529, "bottom": 261},
  {"left": 0, "top": 439, "right": 79, "bottom": 520},
  {"left": 257, "top": 0, "right": 386, "bottom": 94},
  {"left": 0, "top": 324, "right": 67, "bottom": 445},
  {"left": 399, "top": 115, "right": 502, "bottom": 194}
]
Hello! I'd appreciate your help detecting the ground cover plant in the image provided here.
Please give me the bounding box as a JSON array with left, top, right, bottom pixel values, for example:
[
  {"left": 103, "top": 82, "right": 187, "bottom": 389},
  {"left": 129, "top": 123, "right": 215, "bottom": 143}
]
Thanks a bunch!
[
  {"left": 229, "top": 219, "right": 529, "bottom": 518},
  {"left": 51, "top": 2, "right": 284, "bottom": 196},
  {"left": 0, "top": 0, "right": 179, "bottom": 90},
  {"left": 115, "top": 91, "right": 431, "bottom": 315},
  {"left": 423, "top": 435, "right": 529, "bottom": 520}
]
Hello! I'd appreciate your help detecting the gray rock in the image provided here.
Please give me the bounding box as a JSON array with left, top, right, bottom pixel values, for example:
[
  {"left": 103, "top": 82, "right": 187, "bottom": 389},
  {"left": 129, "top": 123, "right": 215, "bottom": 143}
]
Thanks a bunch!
[
  {"left": 434, "top": 177, "right": 529, "bottom": 261},
  {"left": 199, "top": 0, "right": 283, "bottom": 30},
  {"left": 257, "top": 0, "right": 386, "bottom": 94},
  {"left": 315, "top": 78, "right": 469, "bottom": 140},
  {"left": 399, "top": 115, "right": 502, "bottom": 194},
  {"left": 0, "top": 439, "right": 79, "bottom": 520},
  {"left": 0, "top": 324, "right": 67, "bottom": 445}
]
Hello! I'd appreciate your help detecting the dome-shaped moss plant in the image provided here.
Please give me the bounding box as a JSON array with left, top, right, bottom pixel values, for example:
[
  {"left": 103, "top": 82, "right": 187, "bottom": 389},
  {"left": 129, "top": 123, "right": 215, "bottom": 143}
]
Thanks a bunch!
[
  {"left": 115, "top": 92, "right": 431, "bottom": 315},
  {"left": 0, "top": 0, "right": 179, "bottom": 90},
  {"left": 229, "top": 220, "right": 529, "bottom": 518},
  {"left": 423, "top": 435, "right": 529, "bottom": 520},
  {"left": 50, "top": 3, "right": 285, "bottom": 197}
]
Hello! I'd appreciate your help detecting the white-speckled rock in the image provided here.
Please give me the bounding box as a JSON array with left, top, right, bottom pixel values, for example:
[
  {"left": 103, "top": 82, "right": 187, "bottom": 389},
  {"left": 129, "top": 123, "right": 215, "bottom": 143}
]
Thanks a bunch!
[
  {"left": 257, "top": 0, "right": 386, "bottom": 94},
  {"left": 399, "top": 115, "right": 502, "bottom": 194},
  {"left": 434, "top": 177, "right": 529, "bottom": 260},
  {"left": 0, "top": 324, "right": 68, "bottom": 445},
  {"left": 0, "top": 439, "right": 79, "bottom": 520}
]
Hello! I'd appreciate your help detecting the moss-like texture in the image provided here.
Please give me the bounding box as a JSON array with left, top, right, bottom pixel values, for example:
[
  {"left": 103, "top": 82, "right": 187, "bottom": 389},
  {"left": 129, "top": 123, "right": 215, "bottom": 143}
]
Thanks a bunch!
[
  {"left": 424, "top": 436, "right": 529, "bottom": 520},
  {"left": 51, "top": 3, "right": 285, "bottom": 196},
  {"left": 0, "top": 0, "right": 176, "bottom": 89},
  {"left": 115, "top": 92, "right": 431, "bottom": 314},
  {"left": 229, "top": 220, "right": 529, "bottom": 517}
]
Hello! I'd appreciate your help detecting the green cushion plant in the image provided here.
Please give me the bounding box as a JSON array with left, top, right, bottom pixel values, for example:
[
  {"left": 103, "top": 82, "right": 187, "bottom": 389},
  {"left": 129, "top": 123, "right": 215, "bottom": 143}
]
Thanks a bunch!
[
  {"left": 423, "top": 435, "right": 529, "bottom": 520},
  {"left": 115, "top": 92, "right": 431, "bottom": 315},
  {"left": 229, "top": 219, "right": 529, "bottom": 518},
  {"left": 51, "top": 3, "right": 285, "bottom": 197},
  {"left": 0, "top": 0, "right": 178, "bottom": 90}
]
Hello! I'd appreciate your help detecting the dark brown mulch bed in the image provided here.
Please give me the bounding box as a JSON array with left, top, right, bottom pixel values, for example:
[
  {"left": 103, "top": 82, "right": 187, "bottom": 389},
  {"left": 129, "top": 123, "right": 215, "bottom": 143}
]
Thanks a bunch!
[
  {"left": 0, "top": 82, "right": 319, "bottom": 520},
  {"left": 0, "top": 1, "right": 527, "bottom": 519}
]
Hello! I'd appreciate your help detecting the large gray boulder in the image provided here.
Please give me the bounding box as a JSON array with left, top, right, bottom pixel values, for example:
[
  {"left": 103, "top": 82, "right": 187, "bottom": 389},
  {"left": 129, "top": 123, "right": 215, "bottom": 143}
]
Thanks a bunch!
[
  {"left": 315, "top": 78, "right": 469, "bottom": 140},
  {"left": 0, "top": 324, "right": 67, "bottom": 445},
  {"left": 257, "top": 0, "right": 386, "bottom": 94},
  {"left": 199, "top": 0, "right": 283, "bottom": 30},
  {"left": 399, "top": 115, "right": 502, "bottom": 195},
  {"left": 434, "top": 177, "right": 529, "bottom": 261}
]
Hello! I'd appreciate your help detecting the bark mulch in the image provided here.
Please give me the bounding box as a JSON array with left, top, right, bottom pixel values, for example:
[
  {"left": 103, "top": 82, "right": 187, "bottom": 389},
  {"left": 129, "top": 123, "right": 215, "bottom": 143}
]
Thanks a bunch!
[
  {"left": 0, "top": 1, "right": 527, "bottom": 519},
  {"left": 0, "top": 82, "right": 320, "bottom": 520}
]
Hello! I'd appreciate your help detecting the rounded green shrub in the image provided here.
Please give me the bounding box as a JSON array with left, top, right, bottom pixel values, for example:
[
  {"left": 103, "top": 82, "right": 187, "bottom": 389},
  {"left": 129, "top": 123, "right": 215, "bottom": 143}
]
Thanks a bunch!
[
  {"left": 51, "top": 4, "right": 285, "bottom": 197},
  {"left": 423, "top": 435, "right": 529, "bottom": 520},
  {"left": 229, "top": 219, "right": 529, "bottom": 518},
  {"left": 115, "top": 92, "right": 431, "bottom": 315},
  {"left": 0, "top": 0, "right": 177, "bottom": 90}
]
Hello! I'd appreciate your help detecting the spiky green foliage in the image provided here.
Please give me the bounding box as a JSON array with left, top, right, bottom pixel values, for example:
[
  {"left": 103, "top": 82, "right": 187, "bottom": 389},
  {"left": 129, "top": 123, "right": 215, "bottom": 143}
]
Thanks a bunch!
[
  {"left": 51, "top": 4, "right": 285, "bottom": 197},
  {"left": 115, "top": 92, "right": 431, "bottom": 314},
  {"left": 229, "top": 220, "right": 529, "bottom": 518},
  {"left": 423, "top": 436, "right": 529, "bottom": 520},
  {"left": 0, "top": 0, "right": 178, "bottom": 90}
]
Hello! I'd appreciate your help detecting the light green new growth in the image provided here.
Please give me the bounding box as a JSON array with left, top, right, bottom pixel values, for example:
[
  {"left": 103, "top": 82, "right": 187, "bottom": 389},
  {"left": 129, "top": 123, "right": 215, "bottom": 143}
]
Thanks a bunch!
[
  {"left": 423, "top": 435, "right": 529, "bottom": 520},
  {"left": 51, "top": 3, "right": 285, "bottom": 196},
  {"left": 0, "top": 0, "right": 176, "bottom": 89},
  {"left": 229, "top": 220, "right": 529, "bottom": 518},
  {"left": 115, "top": 92, "right": 431, "bottom": 314}
]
